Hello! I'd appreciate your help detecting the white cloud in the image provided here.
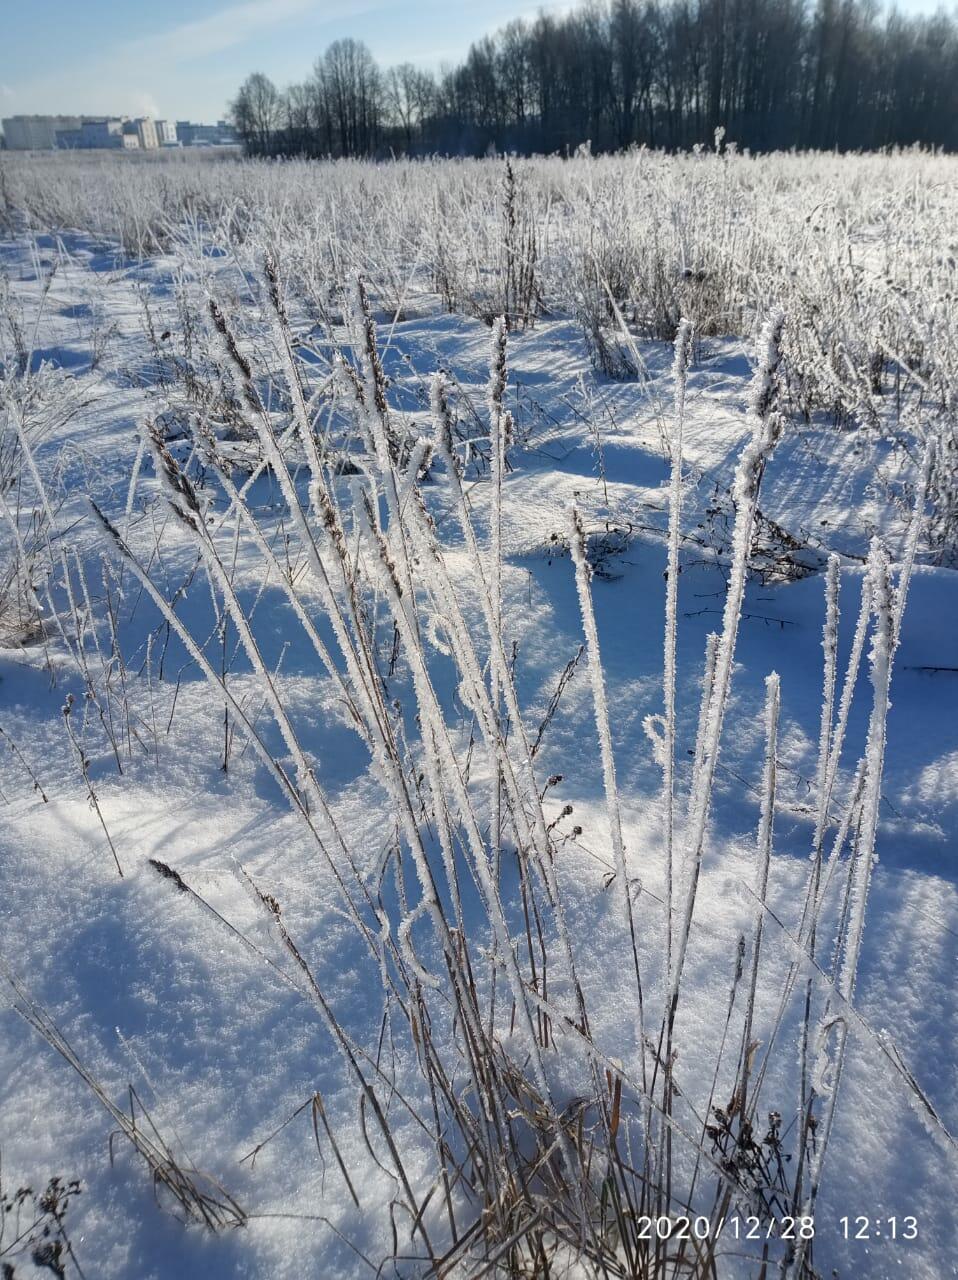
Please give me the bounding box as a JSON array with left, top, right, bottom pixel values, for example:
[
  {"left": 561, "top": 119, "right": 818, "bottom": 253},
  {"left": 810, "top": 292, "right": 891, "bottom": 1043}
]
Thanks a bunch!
[{"left": 121, "top": 0, "right": 374, "bottom": 64}]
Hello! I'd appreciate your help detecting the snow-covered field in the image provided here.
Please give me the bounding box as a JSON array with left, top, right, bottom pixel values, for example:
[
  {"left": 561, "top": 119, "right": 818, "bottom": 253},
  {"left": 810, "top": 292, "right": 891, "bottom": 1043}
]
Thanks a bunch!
[{"left": 0, "top": 151, "right": 956, "bottom": 1279}]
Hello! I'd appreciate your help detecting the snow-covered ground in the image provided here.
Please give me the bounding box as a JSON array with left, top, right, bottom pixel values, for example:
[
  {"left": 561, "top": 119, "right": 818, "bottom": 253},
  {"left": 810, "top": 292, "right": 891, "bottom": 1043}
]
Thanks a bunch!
[{"left": 1, "top": 226, "right": 956, "bottom": 1279}]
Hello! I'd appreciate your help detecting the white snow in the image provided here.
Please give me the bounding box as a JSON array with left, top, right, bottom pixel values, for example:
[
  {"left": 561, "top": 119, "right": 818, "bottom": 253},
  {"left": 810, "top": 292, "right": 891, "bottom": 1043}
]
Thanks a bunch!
[{"left": 1, "top": 174, "right": 956, "bottom": 1280}]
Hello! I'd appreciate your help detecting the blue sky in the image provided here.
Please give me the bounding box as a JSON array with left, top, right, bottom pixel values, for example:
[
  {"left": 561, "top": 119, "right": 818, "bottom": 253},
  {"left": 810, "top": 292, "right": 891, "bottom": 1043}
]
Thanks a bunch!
[{"left": 0, "top": 0, "right": 950, "bottom": 125}]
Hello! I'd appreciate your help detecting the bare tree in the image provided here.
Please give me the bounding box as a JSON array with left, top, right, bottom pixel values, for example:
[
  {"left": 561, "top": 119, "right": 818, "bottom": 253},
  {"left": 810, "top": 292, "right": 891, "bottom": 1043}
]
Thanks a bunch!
[
  {"left": 229, "top": 0, "right": 958, "bottom": 159},
  {"left": 384, "top": 63, "right": 434, "bottom": 153},
  {"left": 229, "top": 72, "right": 283, "bottom": 155},
  {"left": 322, "top": 39, "right": 382, "bottom": 157}
]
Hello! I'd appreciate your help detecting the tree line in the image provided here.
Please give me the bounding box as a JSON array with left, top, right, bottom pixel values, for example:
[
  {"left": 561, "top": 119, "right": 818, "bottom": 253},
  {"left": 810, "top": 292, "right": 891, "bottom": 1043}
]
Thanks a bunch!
[{"left": 229, "top": 0, "right": 958, "bottom": 158}]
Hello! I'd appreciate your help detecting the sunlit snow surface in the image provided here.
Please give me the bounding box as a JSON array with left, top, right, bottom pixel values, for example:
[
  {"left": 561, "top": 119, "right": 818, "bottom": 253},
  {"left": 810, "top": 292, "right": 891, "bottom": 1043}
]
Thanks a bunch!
[{"left": 1, "top": 230, "right": 955, "bottom": 1279}]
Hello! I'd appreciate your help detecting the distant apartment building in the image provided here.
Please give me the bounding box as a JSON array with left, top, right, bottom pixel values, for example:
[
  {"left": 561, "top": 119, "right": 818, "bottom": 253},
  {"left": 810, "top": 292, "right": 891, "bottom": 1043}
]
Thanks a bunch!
[
  {"left": 2, "top": 114, "right": 88, "bottom": 150},
  {"left": 176, "top": 120, "right": 202, "bottom": 146},
  {"left": 5, "top": 112, "right": 225, "bottom": 153},
  {"left": 175, "top": 120, "right": 239, "bottom": 146},
  {"left": 55, "top": 117, "right": 165, "bottom": 150},
  {"left": 154, "top": 119, "right": 178, "bottom": 145},
  {"left": 134, "top": 118, "right": 158, "bottom": 150},
  {"left": 56, "top": 118, "right": 128, "bottom": 149},
  {"left": 214, "top": 119, "right": 239, "bottom": 145}
]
